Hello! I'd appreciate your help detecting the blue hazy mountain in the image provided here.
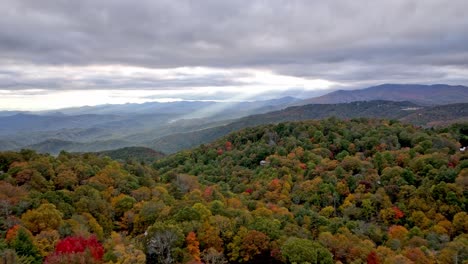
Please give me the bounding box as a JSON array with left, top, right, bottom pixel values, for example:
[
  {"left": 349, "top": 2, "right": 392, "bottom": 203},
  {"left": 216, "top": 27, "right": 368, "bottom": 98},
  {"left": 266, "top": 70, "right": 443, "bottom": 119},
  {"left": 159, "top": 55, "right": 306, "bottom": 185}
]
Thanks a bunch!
[{"left": 0, "top": 97, "right": 299, "bottom": 152}]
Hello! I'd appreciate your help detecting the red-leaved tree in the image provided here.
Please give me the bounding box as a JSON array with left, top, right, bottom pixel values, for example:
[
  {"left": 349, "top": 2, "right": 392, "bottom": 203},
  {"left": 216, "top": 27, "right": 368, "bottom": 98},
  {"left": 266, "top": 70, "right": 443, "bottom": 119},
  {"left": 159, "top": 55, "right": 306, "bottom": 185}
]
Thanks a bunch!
[
  {"left": 392, "top": 206, "right": 404, "bottom": 220},
  {"left": 45, "top": 235, "right": 104, "bottom": 263},
  {"left": 367, "top": 251, "right": 380, "bottom": 264}
]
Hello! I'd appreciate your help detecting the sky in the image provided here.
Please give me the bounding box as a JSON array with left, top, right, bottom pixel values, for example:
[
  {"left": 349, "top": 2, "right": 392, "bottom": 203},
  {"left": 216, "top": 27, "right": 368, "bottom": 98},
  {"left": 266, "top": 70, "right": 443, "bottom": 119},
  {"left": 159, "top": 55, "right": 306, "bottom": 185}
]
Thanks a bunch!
[{"left": 1, "top": 0, "right": 468, "bottom": 110}]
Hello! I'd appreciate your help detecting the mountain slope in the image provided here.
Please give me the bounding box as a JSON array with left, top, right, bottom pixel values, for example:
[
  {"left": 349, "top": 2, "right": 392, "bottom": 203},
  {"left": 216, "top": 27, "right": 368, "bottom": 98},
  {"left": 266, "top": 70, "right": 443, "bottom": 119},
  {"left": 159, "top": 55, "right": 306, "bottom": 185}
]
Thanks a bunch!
[
  {"left": 23, "top": 139, "right": 135, "bottom": 155},
  {"left": 0, "top": 113, "right": 125, "bottom": 135},
  {"left": 400, "top": 103, "right": 468, "bottom": 126},
  {"left": 299, "top": 84, "right": 468, "bottom": 105},
  {"left": 0, "top": 140, "right": 20, "bottom": 151},
  {"left": 147, "top": 101, "right": 419, "bottom": 153},
  {"left": 96, "top": 146, "right": 165, "bottom": 163},
  {"left": 148, "top": 101, "right": 468, "bottom": 153}
]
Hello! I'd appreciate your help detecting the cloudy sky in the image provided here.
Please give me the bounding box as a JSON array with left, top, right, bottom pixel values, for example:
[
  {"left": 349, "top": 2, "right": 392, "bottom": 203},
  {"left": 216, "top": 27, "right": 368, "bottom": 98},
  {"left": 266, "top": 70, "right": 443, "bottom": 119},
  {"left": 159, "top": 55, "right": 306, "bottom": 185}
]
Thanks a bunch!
[{"left": 1, "top": 0, "right": 468, "bottom": 110}]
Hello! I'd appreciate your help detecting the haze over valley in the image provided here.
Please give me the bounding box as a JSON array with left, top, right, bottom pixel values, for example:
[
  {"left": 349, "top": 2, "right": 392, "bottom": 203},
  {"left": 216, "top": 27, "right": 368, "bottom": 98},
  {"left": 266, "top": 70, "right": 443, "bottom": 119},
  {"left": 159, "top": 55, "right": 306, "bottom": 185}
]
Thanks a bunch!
[{"left": 0, "top": 84, "right": 467, "bottom": 155}]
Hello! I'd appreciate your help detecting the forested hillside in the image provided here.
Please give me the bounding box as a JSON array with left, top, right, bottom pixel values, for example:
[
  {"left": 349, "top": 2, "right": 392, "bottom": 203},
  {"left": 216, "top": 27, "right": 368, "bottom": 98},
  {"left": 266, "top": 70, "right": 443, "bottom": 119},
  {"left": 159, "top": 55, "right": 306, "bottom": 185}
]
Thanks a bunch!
[
  {"left": 96, "top": 147, "right": 165, "bottom": 164},
  {"left": 0, "top": 118, "right": 467, "bottom": 263},
  {"left": 148, "top": 101, "right": 468, "bottom": 154}
]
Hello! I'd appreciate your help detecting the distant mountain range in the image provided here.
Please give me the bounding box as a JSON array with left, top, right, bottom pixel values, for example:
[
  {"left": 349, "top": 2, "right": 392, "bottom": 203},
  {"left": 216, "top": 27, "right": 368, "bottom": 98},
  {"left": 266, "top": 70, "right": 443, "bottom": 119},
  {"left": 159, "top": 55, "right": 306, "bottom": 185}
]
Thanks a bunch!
[
  {"left": 0, "top": 113, "right": 124, "bottom": 135},
  {"left": 0, "top": 84, "right": 467, "bottom": 155},
  {"left": 0, "top": 97, "right": 297, "bottom": 152},
  {"left": 39, "top": 96, "right": 299, "bottom": 118},
  {"left": 298, "top": 84, "right": 468, "bottom": 105},
  {"left": 22, "top": 138, "right": 132, "bottom": 154}
]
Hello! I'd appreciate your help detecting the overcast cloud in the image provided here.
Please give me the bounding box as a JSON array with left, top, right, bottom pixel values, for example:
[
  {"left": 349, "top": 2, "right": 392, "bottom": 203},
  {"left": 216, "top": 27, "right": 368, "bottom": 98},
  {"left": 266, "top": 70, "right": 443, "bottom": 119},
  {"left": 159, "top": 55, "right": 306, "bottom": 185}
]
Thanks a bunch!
[{"left": 1, "top": 0, "right": 468, "bottom": 110}]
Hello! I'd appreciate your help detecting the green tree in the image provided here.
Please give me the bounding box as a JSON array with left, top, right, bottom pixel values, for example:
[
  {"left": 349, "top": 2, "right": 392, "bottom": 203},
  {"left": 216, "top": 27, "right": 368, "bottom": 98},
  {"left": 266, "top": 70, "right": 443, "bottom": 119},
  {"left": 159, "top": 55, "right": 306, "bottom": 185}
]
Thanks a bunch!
[
  {"left": 281, "top": 237, "right": 333, "bottom": 264},
  {"left": 10, "top": 227, "right": 42, "bottom": 264}
]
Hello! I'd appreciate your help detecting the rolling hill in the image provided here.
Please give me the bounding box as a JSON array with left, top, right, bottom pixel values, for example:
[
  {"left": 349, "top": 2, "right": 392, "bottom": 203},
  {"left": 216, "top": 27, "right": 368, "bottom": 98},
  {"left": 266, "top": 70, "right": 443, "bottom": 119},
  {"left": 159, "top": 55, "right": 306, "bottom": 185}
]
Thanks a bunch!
[
  {"left": 0, "top": 113, "right": 125, "bottom": 135},
  {"left": 23, "top": 139, "right": 134, "bottom": 155},
  {"left": 298, "top": 84, "right": 468, "bottom": 105},
  {"left": 400, "top": 103, "right": 468, "bottom": 126},
  {"left": 147, "top": 101, "right": 468, "bottom": 153}
]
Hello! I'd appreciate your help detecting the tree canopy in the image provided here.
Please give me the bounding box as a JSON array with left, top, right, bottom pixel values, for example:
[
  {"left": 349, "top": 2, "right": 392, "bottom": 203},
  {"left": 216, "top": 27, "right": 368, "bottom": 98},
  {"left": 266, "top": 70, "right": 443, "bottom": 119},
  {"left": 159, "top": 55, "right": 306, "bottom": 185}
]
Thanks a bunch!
[{"left": 0, "top": 118, "right": 467, "bottom": 263}]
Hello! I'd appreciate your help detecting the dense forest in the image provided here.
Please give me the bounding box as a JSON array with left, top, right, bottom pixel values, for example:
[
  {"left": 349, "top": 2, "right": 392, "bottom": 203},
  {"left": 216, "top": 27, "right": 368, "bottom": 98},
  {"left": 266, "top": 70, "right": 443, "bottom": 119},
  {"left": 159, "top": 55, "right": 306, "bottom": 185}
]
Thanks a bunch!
[{"left": 0, "top": 118, "right": 467, "bottom": 263}]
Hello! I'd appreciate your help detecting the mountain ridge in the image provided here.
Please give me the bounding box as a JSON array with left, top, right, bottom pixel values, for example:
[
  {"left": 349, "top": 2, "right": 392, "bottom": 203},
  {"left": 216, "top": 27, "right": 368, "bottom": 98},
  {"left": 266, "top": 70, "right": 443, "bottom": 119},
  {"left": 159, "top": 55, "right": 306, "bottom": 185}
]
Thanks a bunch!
[{"left": 298, "top": 84, "right": 468, "bottom": 105}]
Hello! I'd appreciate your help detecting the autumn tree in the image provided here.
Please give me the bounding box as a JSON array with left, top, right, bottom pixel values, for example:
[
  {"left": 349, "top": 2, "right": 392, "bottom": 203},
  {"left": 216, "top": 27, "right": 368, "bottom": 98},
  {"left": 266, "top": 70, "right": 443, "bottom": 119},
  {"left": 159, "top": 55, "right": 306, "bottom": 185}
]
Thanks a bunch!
[
  {"left": 45, "top": 235, "right": 104, "bottom": 264},
  {"left": 202, "top": 247, "right": 228, "bottom": 264},
  {"left": 198, "top": 221, "right": 223, "bottom": 252},
  {"left": 0, "top": 181, "right": 26, "bottom": 218},
  {"left": 436, "top": 235, "right": 468, "bottom": 264},
  {"left": 186, "top": 231, "right": 201, "bottom": 263},
  {"left": 239, "top": 230, "right": 270, "bottom": 262},
  {"left": 367, "top": 251, "right": 380, "bottom": 264},
  {"left": 34, "top": 230, "right": 60, "bottom": 257},
  {"left": 103, "top": 232, "right": 146, "bottom": 264},
  {"left": 21, "top": 203, "right": 63, "bottom": 234}
]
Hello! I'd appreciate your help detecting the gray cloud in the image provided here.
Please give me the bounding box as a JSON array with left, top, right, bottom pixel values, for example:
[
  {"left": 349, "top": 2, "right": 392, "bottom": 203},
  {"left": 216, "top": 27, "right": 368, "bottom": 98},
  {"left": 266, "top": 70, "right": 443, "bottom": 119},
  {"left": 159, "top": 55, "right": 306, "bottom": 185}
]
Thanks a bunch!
[
  {"left": 1, "top": 0, "right": 468, "bottom": 99},
  {"left": 0, "top": 69, "right": 245, "bottom": 91}
]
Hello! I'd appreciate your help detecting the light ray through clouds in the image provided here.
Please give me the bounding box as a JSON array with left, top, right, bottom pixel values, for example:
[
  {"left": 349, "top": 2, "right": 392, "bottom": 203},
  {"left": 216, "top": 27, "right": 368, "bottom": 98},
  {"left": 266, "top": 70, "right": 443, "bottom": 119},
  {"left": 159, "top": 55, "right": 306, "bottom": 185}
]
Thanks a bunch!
[
  {"left": 2, "top": 0, "right": 467, "bottom": 111},
  {"left": 0, "top": 65, "right": 336, "bottom": 111}
]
